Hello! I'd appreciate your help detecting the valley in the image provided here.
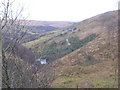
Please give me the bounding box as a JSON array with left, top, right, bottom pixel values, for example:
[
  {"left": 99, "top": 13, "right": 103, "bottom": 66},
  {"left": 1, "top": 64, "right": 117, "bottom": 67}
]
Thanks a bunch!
[{"left": 2, "top": 10, "right": 118, "bottom": 88}]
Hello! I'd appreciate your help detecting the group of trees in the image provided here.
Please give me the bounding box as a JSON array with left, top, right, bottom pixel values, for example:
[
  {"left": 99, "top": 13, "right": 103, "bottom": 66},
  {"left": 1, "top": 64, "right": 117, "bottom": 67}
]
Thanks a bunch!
[{"left": 38, "top": 34, "right": 98, "bottom": 62}]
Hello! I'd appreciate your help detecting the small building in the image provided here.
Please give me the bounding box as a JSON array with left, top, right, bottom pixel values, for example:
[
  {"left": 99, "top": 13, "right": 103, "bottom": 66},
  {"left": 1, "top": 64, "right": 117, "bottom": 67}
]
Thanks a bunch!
[{"left": 36, "top": 58, "right": 47, "bottom": 64}]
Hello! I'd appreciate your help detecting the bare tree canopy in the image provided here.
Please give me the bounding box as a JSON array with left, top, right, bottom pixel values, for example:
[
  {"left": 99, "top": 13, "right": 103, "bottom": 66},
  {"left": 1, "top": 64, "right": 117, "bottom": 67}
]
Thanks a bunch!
[{"left": 0, "top": 0, "right": 38, "bottom": 88}]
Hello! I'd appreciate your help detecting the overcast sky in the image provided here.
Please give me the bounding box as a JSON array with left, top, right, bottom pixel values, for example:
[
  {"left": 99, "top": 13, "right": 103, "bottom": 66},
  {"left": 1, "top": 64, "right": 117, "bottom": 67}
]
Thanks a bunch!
[{"left": 18, "top": 0, "right": 119, "bottom": 22}]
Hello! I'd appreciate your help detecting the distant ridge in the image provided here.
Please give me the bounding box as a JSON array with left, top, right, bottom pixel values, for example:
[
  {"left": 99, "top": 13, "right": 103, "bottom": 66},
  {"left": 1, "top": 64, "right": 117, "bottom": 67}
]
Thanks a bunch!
[{"left": 18, "top": 20, "right": 75, "bottom": 27}]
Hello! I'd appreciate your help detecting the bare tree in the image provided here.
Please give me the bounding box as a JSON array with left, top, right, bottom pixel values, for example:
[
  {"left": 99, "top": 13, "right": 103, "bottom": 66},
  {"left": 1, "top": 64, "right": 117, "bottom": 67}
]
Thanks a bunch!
[
  {"left": 0, "top": 20, "right": 2, "bottom": 89},
  {"left": 0, "top": 0, "right": 37, "bottom": 88}
]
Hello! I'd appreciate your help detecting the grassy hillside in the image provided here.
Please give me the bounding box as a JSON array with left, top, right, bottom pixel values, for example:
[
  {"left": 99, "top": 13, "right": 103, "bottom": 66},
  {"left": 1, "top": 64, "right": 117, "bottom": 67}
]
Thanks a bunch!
[
  {"left": 49, "top": 29, "right": 118, "bottom": 88},
  {"left": 51, "top": 60, "right": 118, "bottom": 88},
  {"left": 29, "top": 10, "right": 118, "bottom": 88}
]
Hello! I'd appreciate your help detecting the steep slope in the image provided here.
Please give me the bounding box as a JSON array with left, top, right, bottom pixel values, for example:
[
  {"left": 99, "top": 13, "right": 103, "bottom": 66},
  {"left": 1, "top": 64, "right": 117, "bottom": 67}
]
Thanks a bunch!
[
  {"left": 50, "top": 29, "right": 118, "bottom": 88},
  {"left": 33, "top": 10, "right": 118, "bottom": 88}
]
